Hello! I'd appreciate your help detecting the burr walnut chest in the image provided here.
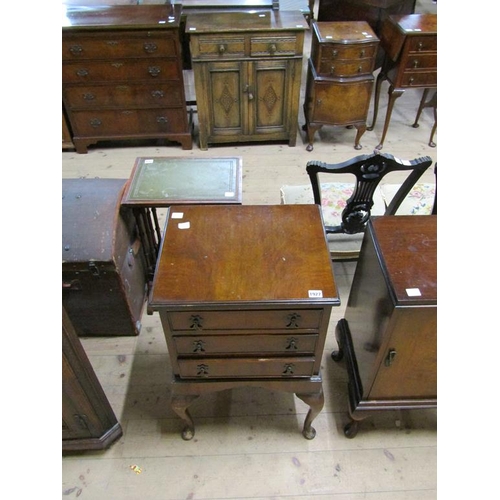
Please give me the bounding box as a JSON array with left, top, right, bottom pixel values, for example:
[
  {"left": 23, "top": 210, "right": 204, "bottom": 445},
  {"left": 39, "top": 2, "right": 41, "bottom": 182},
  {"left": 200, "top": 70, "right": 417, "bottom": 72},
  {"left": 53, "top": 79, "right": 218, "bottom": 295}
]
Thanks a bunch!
[
  {"left": 62, "top": 4, "right": 192, "bottom": 153},
  {"left": 150, "top": 205, "right": 340, "bottom": 440},
  {"left": 186, "top": 10, "right": 307, "bottom": 150},
  {"left": 303, "top": 21, "right": 379, "bottom": 150},
  {"left": 333, "top": 216, "right": 437, "bottom": 437}
]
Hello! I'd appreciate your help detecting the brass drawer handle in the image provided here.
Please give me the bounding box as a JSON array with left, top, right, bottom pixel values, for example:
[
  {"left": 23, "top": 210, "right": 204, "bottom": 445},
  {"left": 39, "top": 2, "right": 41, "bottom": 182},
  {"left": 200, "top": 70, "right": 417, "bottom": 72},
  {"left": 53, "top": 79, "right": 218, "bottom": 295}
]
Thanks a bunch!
[
  {"left": 196, "top": 364, "right": 209, "bottom": 376},
  {"left": 285, "top": 337, "right": 298, "bottom": 350},
  {"left": 331, "top": 49, "right": 338, "bottom": 58},
  {"left": 357, "top": 66, "right": 362, "bottom": 73},
  {"left": 189, "top": 315, "right": 203, "bottom": 330},
  {"left": 143, "top": 42, "right": 158, "bottom": 54},
  {"left": 69, "top": 44, "right": 83, "bottom": 55},
  {"left": 384, "top": 349, "right": 397, "bottom": 367},
  {"left": 76, "top": 68, "right": 89, "bottom": 77},
  {"left": 156, "top": 116, "right": 168, "bottom": 124},
  {"left": 413, "top": 59, "right": 419, "bottom": 68},
  {"left": 286, "top": 313, "right": 301, "bottom": 328},
  {"left": 148, "top": 66, "right": 161, "bottom": 77},
  {"left": 82, "top": 93, "right": 95, "bottom": 101},
  {"left": 192, "top": 340, "right": 206, "bottom": 353},
  {"left": 359, "top": 49, "right": 365, "bottom": 57},
  {"left": 330, "top": 65, "right": 335, "bottom": 75},
  {"left": 89, "top": 118, "right": 102, "bottom": 128},
  {"left": 269, "top": 43, "right": 277, "bottom": 54},
  {"left": 283, "top": 363, "right": 295, "bottom": 375},
  {"left": 417, "top": 42, "right": 423, "bottom": 51},
  {"left": 218, "top": 44, "right": 226, "bottom": 54},
  {"left": 151, "top": 90, "right": 165, "bottom": 98}
]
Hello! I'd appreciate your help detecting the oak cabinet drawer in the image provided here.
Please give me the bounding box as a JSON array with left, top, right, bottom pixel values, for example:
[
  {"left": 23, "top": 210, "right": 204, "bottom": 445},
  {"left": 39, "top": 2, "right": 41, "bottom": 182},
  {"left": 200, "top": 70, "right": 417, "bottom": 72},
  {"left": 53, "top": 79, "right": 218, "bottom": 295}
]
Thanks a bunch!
[
  {"left": 178, "top": 357, "right": 315, "bottom": 379},
  {"left": 317, "top": 59, "right": 375, "bottom": 78},
  {"left": 167, "top": 309, "right": 324, "bottom": 332},
  {"left": 62, "top": 59, "right": 180, "bottom": 83},
  {"left": 62, "top": 35, "right": 178, "bottom": 60},
  {"left": 63, "top": 82, "right": 184, "bottom": 109},
  {"left": 174, "top": 333, "right": 318, "bottom": 356},
  {"left": 70, "top": 108, "right": 188, "bottom": 135},
  {"left": 191, "top": 35, "right": 245, "bottom": 59},
  {"left": 249, "top": 35, "right": 299, "bottom": 57},
  {"left": 407, "top": 37, "right": 437, "bottom": 53}
]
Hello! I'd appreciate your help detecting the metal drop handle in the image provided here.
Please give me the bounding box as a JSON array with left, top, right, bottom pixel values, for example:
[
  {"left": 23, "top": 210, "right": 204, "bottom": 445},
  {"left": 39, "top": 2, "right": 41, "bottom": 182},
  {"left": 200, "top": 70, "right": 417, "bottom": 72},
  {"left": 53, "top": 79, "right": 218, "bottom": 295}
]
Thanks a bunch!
[{"left": 384, "top": 349, "right": 397, "bottom": 367}]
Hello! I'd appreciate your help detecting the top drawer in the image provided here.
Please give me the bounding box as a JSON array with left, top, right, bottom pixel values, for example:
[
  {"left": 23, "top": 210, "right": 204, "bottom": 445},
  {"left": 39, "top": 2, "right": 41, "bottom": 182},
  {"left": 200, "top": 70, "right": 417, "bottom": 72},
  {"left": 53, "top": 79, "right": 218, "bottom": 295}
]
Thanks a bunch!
[
  {"left": 407, "top": 36, "right": 437, "bottom": 54},
  {"left": 190, "top": 34, "right": 245, "bottom": 59},
  {"left": 62, "top": 33, "right": 178, "bottom": 60},
  {"left": 167, "top": 309, "right": 324, "bottom": 332},
  {"left": 249, "top": 35, "right": 300, "bottom": 57},
  {"left": 319, "top": 43, "right": 378, "bottom": 64}
]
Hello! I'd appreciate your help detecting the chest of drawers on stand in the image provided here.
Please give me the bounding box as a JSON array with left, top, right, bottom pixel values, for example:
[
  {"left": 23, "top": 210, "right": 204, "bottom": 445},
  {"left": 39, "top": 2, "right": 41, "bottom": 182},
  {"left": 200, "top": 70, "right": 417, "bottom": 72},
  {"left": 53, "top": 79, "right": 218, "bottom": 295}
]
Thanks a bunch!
[
  {"left": 368, "top": 13, "right": 437, "bottom": 150},
  {"left": 150, "top": 205, "right": 340, "bottom": 440},
  {"left": 303, "top": 21, "right": 379, "bottom": 150},
  {"left": 62, "top": 4, "right": 192, "bottom": 154},
  {"left": 186, "top": 10, "right": 307, "bottom": 150}
]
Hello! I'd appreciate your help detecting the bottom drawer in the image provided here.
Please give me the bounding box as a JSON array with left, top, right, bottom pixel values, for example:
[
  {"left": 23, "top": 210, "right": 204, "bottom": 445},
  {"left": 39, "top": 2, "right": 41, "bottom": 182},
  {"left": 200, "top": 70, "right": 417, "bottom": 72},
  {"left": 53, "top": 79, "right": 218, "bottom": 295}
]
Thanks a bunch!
[
  {"left": 69, "top": 107, "right": 188, "bottom": 136},
  {"left": 178, "top": 357, "right": 315, "bottom": 379}
]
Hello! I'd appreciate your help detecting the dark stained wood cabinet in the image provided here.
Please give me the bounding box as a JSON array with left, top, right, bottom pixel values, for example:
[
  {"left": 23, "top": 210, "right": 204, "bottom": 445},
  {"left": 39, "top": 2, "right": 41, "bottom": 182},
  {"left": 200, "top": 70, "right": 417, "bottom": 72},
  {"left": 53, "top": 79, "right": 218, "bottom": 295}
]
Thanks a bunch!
[
  {"left": 63, "top": 307, "right": 122, "bottom": 451},
  {"left": 62, "top": 4, "right": 192, "bottom": 153},
  {"left": 332, "top": 215, "right": 437, "bottom": 437},
  {"left": 303, "top": 21, "right": 379, "bottom": 150},
  {"left": 186, "top": 10, "right": 307, "bottom": 150},
  {"left": 150, "top": 205, "right": 340, "bottom": 440}
]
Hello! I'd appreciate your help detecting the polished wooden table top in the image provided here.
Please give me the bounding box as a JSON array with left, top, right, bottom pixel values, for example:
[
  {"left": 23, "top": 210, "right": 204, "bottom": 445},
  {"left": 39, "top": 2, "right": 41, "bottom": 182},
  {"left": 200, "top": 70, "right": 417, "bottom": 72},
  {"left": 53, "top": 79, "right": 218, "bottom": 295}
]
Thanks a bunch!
[
  {"left": 369, "top": 215, "right": 437, "bottom": 305},
  {"left": 151, "top": 204, "right": 339, "bottom": 307},
  {"left": 121, "top": 156, "right": 242, "bottom": 207}
]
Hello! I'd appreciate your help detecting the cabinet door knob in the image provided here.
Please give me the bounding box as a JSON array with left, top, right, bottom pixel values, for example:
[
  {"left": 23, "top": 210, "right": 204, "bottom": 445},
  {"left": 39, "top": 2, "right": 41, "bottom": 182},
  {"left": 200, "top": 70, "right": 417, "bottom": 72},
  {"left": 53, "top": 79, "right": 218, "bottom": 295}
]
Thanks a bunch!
[{"left": 384, "top": 349, "right": 397, "bottom": 367}]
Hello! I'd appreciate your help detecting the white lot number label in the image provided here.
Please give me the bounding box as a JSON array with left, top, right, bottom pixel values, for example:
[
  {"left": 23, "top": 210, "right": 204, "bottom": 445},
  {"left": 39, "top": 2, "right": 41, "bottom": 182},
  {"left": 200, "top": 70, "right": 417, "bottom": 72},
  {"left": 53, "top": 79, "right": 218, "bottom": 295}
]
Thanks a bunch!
[{"left": 308, "top": 290, "right": 323, "bottom": 298}]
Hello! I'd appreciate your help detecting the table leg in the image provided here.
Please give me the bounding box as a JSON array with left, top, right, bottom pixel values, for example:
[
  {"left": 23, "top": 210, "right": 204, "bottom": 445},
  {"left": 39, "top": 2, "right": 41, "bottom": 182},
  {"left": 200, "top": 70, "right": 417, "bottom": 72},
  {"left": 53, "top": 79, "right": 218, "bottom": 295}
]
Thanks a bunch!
[
  {"left": 367, "top": 70, "right": 386, "bottom": 132},
  {"left": 171, "top": 393, "right": 200, "bottom": 440},
  {"left": 375, "top": 85, "right": 404, "bottom": 150},
  {"left": 296, "top": 388, "right": 324, "bottom": 440},
  {"left": 354, "top": 124, "right": 366, "bottom": 150}
]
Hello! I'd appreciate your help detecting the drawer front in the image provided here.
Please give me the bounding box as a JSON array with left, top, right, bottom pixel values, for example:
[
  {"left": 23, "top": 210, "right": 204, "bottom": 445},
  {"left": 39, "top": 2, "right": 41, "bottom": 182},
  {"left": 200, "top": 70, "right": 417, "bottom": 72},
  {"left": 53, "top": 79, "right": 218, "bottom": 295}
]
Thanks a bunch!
[
  {"left": 318, "top": 59, "right": 375, "bottom": 78},
  {"left": 400, "top": 71, "right": 437, "bottom": 87},
  {"left": 167, "top": 309, "right": 324, "bottom": 332},
  {"left": 320, "top": 43, "right": 377, "bottom": 63},
  {"left": 407, "top": 36, "right": 437, "bottom": 54},
  {"left": 62, "top": 59, "right": 180, "bottom": 84},
  {"left": 178, "top": 357, "right": 315, "bottom": 379},
  {"left": 69, "top": 108, "right": 188, "bottom": 136},
  {"left": 403, "top": 54, "right": 437, "bottom": 72},
  {"left": 63, "top": 82, "right": 184, "bottom": 109},
  {"left": 250, "top": 35, "right": 299, "bottom": 57},
  {"left": 174, "top": 333, "right": 318, "bottom": 356},
  {"left": 62, "top": 34, "right": 178, "bottom": 60},
  {"left": 191, "top": 35, "right": 245, "bottom": 59}
]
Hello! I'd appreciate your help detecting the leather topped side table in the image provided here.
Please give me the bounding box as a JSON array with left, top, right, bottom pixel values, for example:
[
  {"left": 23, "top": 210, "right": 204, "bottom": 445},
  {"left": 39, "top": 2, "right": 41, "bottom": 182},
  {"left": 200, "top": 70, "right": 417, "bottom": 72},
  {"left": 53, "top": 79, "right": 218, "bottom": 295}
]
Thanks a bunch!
[
  {"left": 150, "top": 205, "right": 340, "bottom": 440},
  {"left": 368, "top": 14, "right": 437, "bottom": 150},
  {"left": 121, "top": 156, "right": 242, "bottom": 280}
]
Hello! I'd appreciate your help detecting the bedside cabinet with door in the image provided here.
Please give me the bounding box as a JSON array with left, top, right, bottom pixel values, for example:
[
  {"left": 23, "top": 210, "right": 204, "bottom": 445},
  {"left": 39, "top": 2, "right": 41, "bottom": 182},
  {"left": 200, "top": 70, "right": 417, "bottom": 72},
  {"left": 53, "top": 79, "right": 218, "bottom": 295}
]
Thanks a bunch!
[
  {"left": 332, "top": 216, "right": 437, "bottom": 437},
  {"left": 186, "top": 10, "right": 307, "bottom": 150},
  {"left": 303, "top": 21, "right": 379, "bottom": 150},
  {"left": 62, "top": 4, "right": 192, "bottom": 153}
]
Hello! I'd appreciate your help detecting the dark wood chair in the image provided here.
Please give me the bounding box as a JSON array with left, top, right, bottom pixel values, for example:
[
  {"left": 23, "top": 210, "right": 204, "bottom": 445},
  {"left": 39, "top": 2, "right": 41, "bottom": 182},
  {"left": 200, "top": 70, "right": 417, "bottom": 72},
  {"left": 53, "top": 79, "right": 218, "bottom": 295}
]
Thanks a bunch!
[{"left": 281, "top": 152, "right": 434, "bottom": 261}]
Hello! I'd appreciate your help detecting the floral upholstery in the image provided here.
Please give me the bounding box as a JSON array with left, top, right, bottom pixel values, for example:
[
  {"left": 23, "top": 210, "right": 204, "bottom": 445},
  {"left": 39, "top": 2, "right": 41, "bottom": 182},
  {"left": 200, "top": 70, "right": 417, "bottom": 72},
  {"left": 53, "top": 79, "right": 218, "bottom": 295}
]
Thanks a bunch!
[{"left": 379, "top": 183, "right": 436, "bottom": 215}]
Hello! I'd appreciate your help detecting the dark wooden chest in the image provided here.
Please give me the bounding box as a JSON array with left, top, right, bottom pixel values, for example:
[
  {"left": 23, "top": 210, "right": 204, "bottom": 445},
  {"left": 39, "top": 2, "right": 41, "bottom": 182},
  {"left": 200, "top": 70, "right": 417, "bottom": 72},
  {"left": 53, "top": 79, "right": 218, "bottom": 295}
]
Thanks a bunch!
[{"left": 62, "top": 178, "right": 148, "bottom": 336}]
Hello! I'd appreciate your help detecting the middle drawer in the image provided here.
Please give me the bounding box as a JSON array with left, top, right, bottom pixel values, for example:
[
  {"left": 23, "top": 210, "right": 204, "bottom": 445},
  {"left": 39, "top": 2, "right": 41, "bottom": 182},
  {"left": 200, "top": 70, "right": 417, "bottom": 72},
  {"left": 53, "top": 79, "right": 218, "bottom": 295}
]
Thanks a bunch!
[{"left": 174, "top": 333, "right": 318, "bottom": 356}]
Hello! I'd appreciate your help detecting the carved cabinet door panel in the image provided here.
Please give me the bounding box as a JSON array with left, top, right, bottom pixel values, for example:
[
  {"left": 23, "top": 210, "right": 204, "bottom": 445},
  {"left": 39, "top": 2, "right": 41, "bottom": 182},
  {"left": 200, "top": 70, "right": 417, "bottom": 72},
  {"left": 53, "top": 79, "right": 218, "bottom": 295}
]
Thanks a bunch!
[{"left": 251, "top": 59, "right": 289, "bottom": 135}]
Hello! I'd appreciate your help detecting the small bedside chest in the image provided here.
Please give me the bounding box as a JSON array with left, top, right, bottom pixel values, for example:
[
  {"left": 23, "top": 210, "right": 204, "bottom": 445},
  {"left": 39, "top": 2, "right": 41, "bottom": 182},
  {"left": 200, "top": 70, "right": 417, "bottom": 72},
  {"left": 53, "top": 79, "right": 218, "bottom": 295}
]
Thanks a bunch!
[
  {"left": 333, "top": 216, "right": 437, "bottom": 437},
  {"left": 303, "top": 21, "right": 379, "bottom": 150},
  {"left": 150, "top": 205, "right": 340, "bottom": 440}
]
